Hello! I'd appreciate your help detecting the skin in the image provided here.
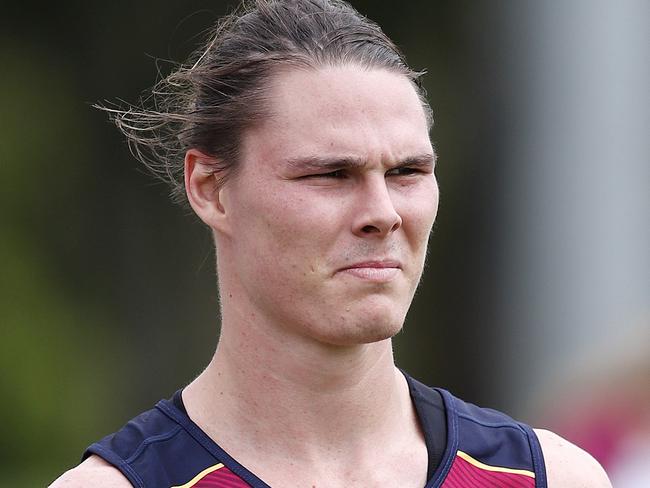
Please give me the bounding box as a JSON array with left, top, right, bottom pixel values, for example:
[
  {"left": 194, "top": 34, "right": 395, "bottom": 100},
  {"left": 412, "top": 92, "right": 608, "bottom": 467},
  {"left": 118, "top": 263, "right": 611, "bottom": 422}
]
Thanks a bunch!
[
  {"left": 50, "top": 66, "right": 612, "bottom": 487},
  {"left": 183, "top": 66, "right": 436, "bottom": 488}
]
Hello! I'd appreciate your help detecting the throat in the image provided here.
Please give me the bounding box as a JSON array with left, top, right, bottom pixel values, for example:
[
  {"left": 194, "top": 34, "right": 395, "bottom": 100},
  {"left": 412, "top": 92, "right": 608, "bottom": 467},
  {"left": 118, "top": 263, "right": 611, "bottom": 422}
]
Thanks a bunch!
[{"left": 183, "top": 340, "right": 423, "bottom": 461}]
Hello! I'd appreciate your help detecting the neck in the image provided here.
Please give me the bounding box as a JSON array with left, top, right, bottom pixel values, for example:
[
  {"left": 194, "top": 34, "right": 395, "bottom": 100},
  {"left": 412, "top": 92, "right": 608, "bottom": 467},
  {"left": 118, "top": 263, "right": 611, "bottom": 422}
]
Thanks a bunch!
[{"left": 183, "top": 303, "right": 413, "bottom": 460}]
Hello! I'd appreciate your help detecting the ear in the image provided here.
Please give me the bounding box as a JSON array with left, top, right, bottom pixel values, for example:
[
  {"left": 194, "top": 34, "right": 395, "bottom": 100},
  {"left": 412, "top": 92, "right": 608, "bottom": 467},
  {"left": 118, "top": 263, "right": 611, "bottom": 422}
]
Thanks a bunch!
[{"left": 184, "top": 148, "right": 231, "bottom": 234}]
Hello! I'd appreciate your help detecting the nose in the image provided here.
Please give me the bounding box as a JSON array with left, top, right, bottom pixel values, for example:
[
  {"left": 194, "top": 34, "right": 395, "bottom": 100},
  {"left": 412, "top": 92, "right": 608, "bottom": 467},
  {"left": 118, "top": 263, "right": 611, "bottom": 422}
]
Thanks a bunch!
[{"left": 352, "top": 177, "right": 402, "bottom": 237}]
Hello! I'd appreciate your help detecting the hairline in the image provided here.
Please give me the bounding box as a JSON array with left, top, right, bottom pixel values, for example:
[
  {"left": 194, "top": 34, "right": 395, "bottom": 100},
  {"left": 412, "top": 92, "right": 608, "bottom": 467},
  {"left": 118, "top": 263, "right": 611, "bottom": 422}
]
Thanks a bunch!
[{"left": 212, "top": 60, "right": 432, "bottom": 188}]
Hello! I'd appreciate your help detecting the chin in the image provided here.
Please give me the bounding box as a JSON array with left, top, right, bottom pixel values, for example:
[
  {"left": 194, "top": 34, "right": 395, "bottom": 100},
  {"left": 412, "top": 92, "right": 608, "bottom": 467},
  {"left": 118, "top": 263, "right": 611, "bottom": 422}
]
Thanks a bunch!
[{"left": 313, "top": 309, "right": 406, "bottom": 346}]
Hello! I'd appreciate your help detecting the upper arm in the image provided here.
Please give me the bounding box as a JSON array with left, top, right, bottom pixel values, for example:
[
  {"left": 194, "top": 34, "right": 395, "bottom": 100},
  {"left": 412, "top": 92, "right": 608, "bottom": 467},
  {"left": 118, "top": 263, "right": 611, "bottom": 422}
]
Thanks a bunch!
[
  {"left": 49, "top": 455, "right": 132, "bottom": 488},
  {"left": 535, "top": 428, "right": 612, "bottom": 488}
]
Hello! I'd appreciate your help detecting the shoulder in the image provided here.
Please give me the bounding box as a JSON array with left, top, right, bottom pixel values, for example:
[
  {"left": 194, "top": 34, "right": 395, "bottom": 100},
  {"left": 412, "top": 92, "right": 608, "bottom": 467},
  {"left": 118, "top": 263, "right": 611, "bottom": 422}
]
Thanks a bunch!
[
  {"left": 49, "top": 455, "right": 132, "bottom": 488},
  {"left": 535, "top": 428, "right": 612, "bottom": 487}
]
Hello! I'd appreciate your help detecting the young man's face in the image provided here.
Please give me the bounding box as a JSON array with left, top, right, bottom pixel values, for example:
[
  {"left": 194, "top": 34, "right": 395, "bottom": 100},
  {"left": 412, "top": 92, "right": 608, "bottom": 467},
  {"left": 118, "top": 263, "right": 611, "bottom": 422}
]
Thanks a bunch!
[{"left": 220, "top": 66, "right": 438, "bottom": 346}]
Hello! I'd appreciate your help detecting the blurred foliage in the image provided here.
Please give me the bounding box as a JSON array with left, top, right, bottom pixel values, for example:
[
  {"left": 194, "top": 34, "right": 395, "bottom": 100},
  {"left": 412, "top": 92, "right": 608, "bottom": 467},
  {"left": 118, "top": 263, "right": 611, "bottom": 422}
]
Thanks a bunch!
[{"left": 0, "top": 39, "right": 113, "bottom": 486}]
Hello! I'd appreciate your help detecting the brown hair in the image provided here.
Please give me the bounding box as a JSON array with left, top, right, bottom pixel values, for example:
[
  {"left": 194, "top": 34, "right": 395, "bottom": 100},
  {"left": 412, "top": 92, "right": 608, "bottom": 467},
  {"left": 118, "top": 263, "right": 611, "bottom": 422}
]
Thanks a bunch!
[{"left": 100, "top": 0, "right": 431, "bottom": 204}]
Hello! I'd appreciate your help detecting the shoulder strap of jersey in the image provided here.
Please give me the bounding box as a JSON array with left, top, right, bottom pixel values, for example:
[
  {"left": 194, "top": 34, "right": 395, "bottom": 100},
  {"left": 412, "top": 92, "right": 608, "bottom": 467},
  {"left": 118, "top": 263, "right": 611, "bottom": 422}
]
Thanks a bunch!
[
  {"left": 430, "top": 388, "right": 547, "bottom": 488},
  {"left": 82, "top": 397, "right": 258, "bottom": 487}
]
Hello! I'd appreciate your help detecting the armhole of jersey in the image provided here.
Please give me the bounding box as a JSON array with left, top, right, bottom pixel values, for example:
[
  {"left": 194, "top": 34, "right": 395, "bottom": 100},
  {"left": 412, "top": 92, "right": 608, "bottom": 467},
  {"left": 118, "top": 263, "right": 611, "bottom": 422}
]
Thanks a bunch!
[
  {"left": 83, "top": 444, "right": 143, "bottom": 488},
  {"left": 424, "top": 388, "right": 547, "bottom": 488},
  {"left": 520, "top": 423, "right": 548, "bottom": 488}
]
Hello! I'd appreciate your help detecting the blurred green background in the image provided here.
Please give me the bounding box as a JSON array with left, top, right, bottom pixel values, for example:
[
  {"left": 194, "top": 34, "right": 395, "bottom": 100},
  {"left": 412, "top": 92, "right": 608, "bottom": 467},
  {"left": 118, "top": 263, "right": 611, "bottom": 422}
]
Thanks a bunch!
[{"left": 1, "top": 1, "right": 647, "bottom": 486}]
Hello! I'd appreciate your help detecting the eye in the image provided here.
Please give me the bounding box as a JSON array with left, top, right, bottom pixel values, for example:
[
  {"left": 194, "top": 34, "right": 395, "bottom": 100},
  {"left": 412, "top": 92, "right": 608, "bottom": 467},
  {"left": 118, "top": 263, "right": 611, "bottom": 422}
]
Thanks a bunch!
[
  {"left": 304, "top": 169, "right": 347, "bottom": 179},
  {"left": 386, "top": 166, "right": 421, "bottom": 177}
]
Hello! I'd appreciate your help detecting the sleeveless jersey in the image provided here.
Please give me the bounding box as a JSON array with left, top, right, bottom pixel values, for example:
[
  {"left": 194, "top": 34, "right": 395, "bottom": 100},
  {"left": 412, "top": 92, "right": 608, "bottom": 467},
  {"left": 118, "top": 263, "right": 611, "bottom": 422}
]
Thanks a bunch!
[{"left": 83, "top": 374, "right": 547, "bottom": 487}]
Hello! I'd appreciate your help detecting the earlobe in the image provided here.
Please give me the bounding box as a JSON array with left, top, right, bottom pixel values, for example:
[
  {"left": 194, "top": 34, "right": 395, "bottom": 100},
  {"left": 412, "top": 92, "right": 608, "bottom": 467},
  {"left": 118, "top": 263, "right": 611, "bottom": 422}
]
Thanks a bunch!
[{"left": 184, "top": 149, "right": 231, "bottom": 233}]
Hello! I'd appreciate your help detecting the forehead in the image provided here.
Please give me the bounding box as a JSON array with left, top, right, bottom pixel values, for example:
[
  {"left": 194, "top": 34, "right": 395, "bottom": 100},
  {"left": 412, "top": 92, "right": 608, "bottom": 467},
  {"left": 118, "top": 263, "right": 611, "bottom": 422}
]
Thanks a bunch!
[{"left": 240, "top": 66, "right": 432, "bottom": 166}]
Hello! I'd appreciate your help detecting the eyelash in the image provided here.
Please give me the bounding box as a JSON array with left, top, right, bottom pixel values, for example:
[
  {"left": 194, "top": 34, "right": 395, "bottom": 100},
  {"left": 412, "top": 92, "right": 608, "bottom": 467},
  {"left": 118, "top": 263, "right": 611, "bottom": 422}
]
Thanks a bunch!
[
  {"left": 317, "top": 170, "right": 346, "bottom": 178},
  {"left": 309, "top": 167, "right": 422, "bottom": 179},
  {"left": 386, "top": 167, "right": 422, "bottom": 176}
]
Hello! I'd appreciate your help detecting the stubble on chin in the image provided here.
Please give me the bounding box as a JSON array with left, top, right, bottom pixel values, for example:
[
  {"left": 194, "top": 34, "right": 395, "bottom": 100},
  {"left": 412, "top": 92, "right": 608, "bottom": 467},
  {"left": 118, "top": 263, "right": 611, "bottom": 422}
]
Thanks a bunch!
[{"left": 308, "top": 305, "right": 408, "bottom": 347}]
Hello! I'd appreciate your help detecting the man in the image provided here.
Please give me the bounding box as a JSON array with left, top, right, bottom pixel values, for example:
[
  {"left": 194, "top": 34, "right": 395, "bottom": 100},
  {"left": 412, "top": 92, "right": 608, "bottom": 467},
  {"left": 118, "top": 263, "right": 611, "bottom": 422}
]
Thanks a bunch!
[{"left": 52, "top": 1, "right": 611, "bottom": 486}]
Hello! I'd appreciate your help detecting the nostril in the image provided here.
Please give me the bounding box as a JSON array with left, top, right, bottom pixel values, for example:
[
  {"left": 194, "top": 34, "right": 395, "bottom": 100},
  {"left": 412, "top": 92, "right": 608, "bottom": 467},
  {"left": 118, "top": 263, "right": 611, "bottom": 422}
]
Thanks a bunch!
[{"left": 362, "top": 225, "right": 380, "bottom": 234}]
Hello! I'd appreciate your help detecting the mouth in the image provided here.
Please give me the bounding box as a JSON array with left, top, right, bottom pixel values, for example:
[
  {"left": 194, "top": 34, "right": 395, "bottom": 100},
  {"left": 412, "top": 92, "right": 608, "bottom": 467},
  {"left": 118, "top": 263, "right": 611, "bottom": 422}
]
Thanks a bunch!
[{"left": 337, "top": 260, "right": 401, "bottom": 282}]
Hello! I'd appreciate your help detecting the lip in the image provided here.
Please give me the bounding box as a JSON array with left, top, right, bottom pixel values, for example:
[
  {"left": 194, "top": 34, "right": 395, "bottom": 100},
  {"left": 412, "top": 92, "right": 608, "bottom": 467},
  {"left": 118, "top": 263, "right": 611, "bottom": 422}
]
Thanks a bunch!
[
  {"left": 337, "top": 260, "right": 401, "bottom": 282},
  {"left": 342, "top": 260, "right": 401, "bottom": 270}
]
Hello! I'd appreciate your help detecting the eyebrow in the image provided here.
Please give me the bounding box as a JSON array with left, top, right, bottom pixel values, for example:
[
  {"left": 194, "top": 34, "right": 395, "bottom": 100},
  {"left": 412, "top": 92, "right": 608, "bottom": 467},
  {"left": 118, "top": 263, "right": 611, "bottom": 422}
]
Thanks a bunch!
[{"left": 284, "top": 152, "right": 436, "bottom": 172}]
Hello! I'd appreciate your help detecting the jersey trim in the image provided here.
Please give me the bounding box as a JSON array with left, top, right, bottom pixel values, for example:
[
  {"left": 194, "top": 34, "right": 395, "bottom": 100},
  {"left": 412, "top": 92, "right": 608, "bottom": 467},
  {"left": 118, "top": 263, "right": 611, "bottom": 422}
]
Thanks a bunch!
[
  {"left": 86, "top": 443, "right": 145, "bottom": 488},
  {"left": 424, "top": 387, "right": 459, "bottom": 487},
  {"left": 457, "top": 450, "right": 535, "bottom": 478},
  {"left": 521, "top": 422, "right": 548, "bottom": 487},
  {"left": 171, "top": 463, "right": 224, "bottom": 488},
  {"left": 156, "top": 400, "right": 270, "bottom": 488}
]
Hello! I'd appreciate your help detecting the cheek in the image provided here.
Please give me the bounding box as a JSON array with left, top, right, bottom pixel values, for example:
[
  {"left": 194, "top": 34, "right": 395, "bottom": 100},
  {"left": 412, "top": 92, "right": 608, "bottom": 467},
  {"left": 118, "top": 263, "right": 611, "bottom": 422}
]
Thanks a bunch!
[
  {"left": 426, "top": 189, "right": 440, "bottom": 232},
  {"left": 253, "top": 186, "right": 342, "bottom": 240},
  {"left": 234, "top": 188, "right": 329, "bottom": 272},
  {"left": 402, "top": 183, "right": 439, "bottom": 241}
]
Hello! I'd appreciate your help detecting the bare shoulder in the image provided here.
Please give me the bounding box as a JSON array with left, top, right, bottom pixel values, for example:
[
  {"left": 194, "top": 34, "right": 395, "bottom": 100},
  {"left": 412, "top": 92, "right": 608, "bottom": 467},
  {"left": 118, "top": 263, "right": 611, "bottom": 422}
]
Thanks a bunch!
[
  {"left": 535, "top": 428, "right": 612, "bottom": 488},
  {"left": 49, "top": 455, "right": 132, "bottom": 488}
]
